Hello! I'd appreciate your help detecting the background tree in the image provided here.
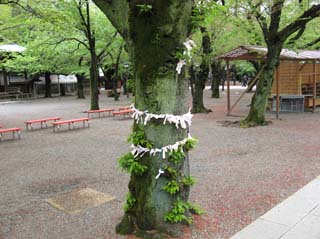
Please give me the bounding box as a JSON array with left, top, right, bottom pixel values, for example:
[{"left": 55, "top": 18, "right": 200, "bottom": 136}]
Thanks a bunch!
[{"left": 241, "top": 1, "right": 320, "bottom": 126}]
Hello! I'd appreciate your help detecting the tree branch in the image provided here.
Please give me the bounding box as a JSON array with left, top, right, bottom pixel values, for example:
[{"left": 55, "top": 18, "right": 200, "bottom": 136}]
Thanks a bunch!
[
  {"left": 302, "top": 36, "right": 320, "bottom": 49},
  {"left": 97, "top": 31, "right": 118, "bottom": 60},
  {"left": 249, "top": 1, "right": 269, "bottom": 42},
  {"left": 278, "top": 4, "right": 320, "bottom": 41},
  {"left": 287, "top": 25, "right": 306, "bottom": 46},
  {"left": 92, "top": 0, "right": 130, "bottom": 42},
  {"left": 269, "top": 0, "right": 284, "bottom": 37}
]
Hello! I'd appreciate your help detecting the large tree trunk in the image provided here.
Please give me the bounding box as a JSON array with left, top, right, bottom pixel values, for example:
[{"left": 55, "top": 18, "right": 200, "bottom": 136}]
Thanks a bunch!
[
  {"left": 94, "top": 1, "right": 195, "bottom": 237},
  {"left": 44, "top": 72, "right": 51, "bottom": 98},
  {"left": 241, "top": 45, "right": 283, "bottom": 126}
]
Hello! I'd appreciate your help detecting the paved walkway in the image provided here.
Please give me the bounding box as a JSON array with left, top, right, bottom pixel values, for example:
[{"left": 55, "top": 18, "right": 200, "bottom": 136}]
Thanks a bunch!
[{"left": 231, "top": 176, "right": 320, "bottom": 239}]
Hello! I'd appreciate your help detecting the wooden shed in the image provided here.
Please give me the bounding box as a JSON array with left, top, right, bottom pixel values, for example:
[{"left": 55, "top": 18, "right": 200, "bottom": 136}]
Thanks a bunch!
[{"left": 218, "top": 46, "right": 320, "bottom": 116}]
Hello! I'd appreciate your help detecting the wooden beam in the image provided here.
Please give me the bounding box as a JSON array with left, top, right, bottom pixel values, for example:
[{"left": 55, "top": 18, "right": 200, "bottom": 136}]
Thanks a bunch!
[
  {"left": 228, "top": 67, "right": 264, "bottom": 115},
  {"left": 226, "top": 60, "right": 231, "bottom": 115},
  {"left": 313, "top": 60, "right": 316, "bottom": 112},
  {"left": 276, "top": 66, "right": 280, "bottom": 119}
]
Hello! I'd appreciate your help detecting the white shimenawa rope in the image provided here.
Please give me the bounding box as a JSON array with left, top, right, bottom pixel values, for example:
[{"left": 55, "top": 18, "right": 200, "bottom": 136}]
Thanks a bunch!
[
  {"left": 130, "top": 105, "right": 194, "bottom": 180},
  {"left": 130, "top": 104, "right": 193, "bottom": 129},
  {"left": 131, "top": 134, "right": 194, "bottom": 159}
]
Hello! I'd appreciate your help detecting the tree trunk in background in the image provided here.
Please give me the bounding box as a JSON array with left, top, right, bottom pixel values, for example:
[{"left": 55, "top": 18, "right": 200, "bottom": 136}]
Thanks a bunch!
[
  {"left": 60, "top": 84, "right": 66, "bottom": 96},
  {"left": 44, "top": 72, "right": 51, "bottom": 98},
  {"left": 93, "top": 0, "right": 193, "bottom": 237},
  {"left": 113, "top": 45, "right": 123, "bottom": 101},
  {"left": 3, "top": 69, "right": 8, "bottom": 92},
  {"left": 76, "top": 74, "right": 85, "bottom": 99},
  {"left": 211, "top": 61, "right": 223, "bottom": 98},
  {"left": 241, "top": 45, "right": 282, "bottom": 126},
  {"left": 89, "top": 52, "right": 99, "bottom": 110},
  {"left": 191, "top": 27, "right": 211, "bottom": 113}
]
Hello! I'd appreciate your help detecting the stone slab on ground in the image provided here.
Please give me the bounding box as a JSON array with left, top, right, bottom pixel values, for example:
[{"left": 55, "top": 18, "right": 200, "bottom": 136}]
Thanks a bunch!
[
  {"left": 231, "top": 176, "right": 320, "bottom": 239},
  {"left": 46, "top": 188, "right": 115, "bottom": 214}
]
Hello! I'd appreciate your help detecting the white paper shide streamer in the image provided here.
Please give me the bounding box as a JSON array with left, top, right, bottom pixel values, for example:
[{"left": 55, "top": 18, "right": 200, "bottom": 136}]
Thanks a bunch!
[
  {"left": 131, "top": 104, "right": 193, "bottom": 129},
  {"left": 176, "top": 39, "right": 197, "bottom": 75}
]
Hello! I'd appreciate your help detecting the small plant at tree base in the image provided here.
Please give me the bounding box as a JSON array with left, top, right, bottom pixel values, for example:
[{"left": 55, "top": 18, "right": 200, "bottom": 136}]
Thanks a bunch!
[
  {"left": 162, "top": 180, "right": 180, "bottom": 195},
  {"left": 118, "top": 153, "right": 148, "bottom": 176},
  {"left": 123, "top": 193, "right": 137, "bottom": 213}
]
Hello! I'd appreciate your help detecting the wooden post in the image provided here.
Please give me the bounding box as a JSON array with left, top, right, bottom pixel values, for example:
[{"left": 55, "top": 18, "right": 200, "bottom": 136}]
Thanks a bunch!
[
  {"left": 276, "top": 66, "right": 280, "bottom": 119},
  {"left": 313, "top": 60, "right": 316, "bottom": 112},
  {"left": 226, "top": 60, "right": 230, "bottom": 115}
]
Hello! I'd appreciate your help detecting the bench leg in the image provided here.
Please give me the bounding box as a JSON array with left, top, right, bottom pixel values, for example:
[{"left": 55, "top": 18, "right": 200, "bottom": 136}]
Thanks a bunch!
[
  {"left": 17, "top": 131, "right": 21, "bottom": 139},
  {"left": 87, "top": 120, "right": 90, "bottom": 128},
  {"left": 0, "top": 133, "right": 2, "bottom": 141}
]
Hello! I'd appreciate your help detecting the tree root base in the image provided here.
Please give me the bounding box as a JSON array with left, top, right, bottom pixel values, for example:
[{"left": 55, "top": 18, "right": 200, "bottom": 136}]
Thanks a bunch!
[
  {"left": 191, "top": 107, "right": 212, "bottom": 114},
  {"left": 116, "top": 215, "right": 184, "bottom": 238}
]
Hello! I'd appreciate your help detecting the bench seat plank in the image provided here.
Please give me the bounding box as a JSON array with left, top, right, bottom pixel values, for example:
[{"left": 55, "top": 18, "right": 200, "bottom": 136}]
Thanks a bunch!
[
  {"left": 0, "top": 127, "right": 21, "bottom": 141},
  {"left": 112, "top": 110, "right": 134, "bottom": 119},
  {"left": 52, "top": 118, "right": 90, "bottom": 132},
  {"left": 85, "top": 108, "right": 115, "bottom": 118},
  {"left": 25, "top": 117, "right": 62, "bottom": 130}
]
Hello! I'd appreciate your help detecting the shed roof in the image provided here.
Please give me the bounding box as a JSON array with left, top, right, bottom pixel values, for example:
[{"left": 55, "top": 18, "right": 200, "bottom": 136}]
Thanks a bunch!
[
  {"left": 218, "top": 45, "right": 320, "bottom": 61},
  {"left": 0, "top": 43, "right": 26, "bottom": 53}
]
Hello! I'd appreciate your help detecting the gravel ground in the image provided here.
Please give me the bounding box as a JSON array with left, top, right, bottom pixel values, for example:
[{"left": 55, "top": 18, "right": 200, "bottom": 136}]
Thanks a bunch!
[{"left": 0, "top": 89, "right": 319, "bottom": 239}]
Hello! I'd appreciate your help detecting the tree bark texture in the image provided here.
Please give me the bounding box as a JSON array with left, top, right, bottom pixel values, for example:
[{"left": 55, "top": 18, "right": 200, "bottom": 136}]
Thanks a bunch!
[{"left": 94, "top": 0, "right": 193, "bottom": 236}]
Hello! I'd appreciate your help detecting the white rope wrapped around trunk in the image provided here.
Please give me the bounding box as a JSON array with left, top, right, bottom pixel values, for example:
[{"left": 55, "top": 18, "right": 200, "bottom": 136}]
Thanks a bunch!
[
  {"left": 131, "top": 134, "right": 194, "bottom": 159},
  {"left": 130, "top": 104, "right": 193, "bottom": 129}
]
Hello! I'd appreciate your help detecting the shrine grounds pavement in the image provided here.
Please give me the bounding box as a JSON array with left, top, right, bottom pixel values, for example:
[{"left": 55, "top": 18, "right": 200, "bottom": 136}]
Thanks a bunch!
[{"left": 0, "top": 88, "right": 320, "bottom": 239}]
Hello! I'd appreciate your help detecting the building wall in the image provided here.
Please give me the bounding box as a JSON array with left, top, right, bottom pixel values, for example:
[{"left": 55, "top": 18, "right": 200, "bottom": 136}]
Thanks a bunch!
[{"left": 271, "top": 61, "right": 320, "bottom": 95}]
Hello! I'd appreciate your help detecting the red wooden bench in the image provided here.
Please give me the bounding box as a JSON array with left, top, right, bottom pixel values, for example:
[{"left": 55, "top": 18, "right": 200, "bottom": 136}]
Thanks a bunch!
[
  {"left": 0, "top": 127, "right": 21, "bottom": 141},
  {"left": 118, "top": 106, "right": 131, "bottom": 111},
  {"left": 112, "top": 109, "right": 134, "bottom": 120},
  {"left": 84, "top": 108, "right": 115, "bottom": 118},
  {"left": 25, "top": 117, "right": 62, "bottom": 130},
  {"left": 52, "top": 118, "right": 90, "bottom": 132}
]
